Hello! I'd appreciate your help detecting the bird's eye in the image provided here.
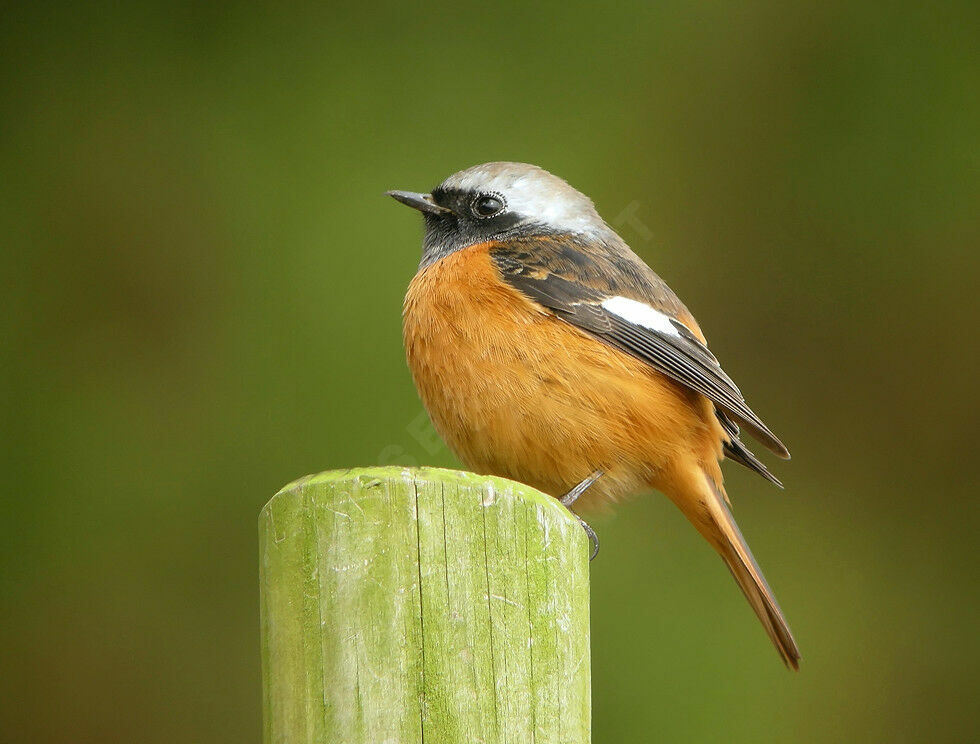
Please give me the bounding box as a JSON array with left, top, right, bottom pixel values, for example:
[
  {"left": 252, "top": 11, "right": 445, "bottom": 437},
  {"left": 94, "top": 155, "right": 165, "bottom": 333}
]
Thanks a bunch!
[{"left": 471, "top": 194, "right": 505, "bottom": 218}]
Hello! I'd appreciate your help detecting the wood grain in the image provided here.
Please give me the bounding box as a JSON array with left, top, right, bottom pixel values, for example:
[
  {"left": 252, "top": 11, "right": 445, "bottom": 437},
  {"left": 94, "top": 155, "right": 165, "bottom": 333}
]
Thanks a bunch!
[{"left": 260, "top": 466, "right": 591, "bottom": 743}]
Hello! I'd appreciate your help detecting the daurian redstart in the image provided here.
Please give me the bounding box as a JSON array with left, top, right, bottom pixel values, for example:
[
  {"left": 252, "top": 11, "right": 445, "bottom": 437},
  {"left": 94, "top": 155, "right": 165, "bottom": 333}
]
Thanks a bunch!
[{"left": 388, "top": 162, "right": 799, "bottom": 669}]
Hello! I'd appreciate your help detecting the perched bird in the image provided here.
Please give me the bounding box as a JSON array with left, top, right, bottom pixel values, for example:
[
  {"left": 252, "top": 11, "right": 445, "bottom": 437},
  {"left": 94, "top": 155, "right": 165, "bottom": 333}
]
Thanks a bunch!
[{"left": 388, "top": 162, "right": 800, "bottom": 669}]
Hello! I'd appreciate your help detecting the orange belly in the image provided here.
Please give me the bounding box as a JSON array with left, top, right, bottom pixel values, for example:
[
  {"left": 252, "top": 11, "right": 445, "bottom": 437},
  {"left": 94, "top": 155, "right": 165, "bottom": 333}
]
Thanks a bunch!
[{"left": 402, "top": 242, "right": 724, "bottom": 510}]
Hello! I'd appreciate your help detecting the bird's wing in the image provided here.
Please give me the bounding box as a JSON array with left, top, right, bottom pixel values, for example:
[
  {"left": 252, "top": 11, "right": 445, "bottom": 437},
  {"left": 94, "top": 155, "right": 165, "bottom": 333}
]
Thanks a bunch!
[
  {"left": 715, "top": 410, "right": 784, "bottom": 487},
  {"left": 489, "top": 236, "right": 790, "bottom": 461}
]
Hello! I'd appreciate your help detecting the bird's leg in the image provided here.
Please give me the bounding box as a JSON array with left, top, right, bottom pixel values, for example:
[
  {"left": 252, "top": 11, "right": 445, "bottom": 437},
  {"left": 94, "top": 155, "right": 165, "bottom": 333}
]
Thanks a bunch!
[
  {"left": 560, "top": 470, "right": 603, "bottom": 508},
  {"left": 560, "top": 470, "right": 603, "bottom": 561}
]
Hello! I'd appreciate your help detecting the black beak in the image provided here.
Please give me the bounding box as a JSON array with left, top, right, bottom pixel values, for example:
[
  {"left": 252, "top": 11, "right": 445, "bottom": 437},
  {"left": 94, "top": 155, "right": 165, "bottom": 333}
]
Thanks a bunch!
[{"left": 385, "top": 190, "right": 453, "bottom": 216}]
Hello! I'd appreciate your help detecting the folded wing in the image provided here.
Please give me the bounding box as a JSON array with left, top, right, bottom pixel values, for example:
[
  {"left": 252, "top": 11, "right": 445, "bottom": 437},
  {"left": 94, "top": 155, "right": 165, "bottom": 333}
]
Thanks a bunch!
[{"left": 491, "top": 238, "right": 790, "bottom": 464}]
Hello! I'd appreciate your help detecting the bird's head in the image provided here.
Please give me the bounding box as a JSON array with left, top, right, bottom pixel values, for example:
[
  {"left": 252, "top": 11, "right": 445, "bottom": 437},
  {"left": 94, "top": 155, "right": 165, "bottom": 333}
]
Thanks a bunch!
[{"left": 387, "top": 162, "right": 613, "bottom": 269}]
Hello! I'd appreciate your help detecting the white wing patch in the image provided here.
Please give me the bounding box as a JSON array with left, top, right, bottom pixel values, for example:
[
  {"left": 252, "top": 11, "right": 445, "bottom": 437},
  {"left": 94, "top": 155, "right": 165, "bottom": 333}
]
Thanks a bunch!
[{"left": 600, "top": 296, "right": 681, "bottom": 337}]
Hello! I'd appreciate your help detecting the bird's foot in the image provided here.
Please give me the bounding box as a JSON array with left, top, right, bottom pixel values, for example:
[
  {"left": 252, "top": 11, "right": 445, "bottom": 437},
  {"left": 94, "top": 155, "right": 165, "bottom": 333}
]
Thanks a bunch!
[{"left": 560, "top": 470, "right": 603, "bottom": 561}]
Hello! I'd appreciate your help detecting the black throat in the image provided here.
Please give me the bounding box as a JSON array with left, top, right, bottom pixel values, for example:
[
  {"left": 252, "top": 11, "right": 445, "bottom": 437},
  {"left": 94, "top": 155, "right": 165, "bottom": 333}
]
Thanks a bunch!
[{"left": 418, "top": 187, "right": 537, "bottom": 269}]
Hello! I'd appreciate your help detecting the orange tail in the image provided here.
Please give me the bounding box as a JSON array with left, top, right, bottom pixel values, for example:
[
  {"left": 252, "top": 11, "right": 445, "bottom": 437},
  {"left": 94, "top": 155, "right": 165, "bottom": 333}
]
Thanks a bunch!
[{"left": 669, "top": 469, "right": 801, "bottom": 669}]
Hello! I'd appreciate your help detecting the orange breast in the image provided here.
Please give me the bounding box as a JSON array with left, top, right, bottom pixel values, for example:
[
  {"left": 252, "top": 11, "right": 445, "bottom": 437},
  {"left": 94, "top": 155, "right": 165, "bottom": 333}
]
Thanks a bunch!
[{"left": 402, "top": 242, "right": 723, "bottom": 509}]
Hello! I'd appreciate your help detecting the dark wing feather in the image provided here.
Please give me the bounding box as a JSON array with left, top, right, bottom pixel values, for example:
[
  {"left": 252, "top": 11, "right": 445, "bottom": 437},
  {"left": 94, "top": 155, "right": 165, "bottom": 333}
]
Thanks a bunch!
[
  {"left": 490, "top": 237, "right": 790, "bottom": 463},
  {"left": 716, "top": 411, "right": 784, "bottom": 487}
]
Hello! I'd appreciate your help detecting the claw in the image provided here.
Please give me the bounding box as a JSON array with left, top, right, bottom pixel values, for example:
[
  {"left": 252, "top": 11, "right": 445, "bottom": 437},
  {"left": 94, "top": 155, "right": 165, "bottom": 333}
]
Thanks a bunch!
[
  {"left": 579, "top": 517, "right": 600, "bottom": 560},
  {"left": 559, "top": 470, "right": 604, "bottom": 561}
]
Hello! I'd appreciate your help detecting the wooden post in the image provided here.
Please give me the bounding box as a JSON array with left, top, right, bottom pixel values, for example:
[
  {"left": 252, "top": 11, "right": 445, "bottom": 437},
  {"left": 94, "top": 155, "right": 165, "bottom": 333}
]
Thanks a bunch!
[{"left": 260, "top": 466, "right": 591, "bottom": 744}]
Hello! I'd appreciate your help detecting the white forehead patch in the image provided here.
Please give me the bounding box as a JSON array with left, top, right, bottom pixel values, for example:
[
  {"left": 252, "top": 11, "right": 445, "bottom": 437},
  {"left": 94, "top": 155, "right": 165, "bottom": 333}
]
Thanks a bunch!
[
  {"left": 601, "top": 296, "right": 680, "bottom": 337},
  {"left": 441, "top": 162, "right": 606, "bottom": 237}
]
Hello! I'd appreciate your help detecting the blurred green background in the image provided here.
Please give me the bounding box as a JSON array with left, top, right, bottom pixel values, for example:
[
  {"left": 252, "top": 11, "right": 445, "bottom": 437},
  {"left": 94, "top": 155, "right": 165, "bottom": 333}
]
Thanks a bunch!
[{"left": 2, "top": 1, "right": 977, "bottom": 741}]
